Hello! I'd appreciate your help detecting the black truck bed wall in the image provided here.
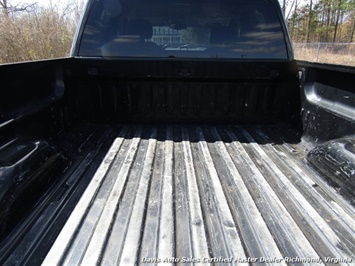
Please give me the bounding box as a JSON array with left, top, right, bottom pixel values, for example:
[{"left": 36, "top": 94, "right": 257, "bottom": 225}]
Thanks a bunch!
[{"left": 1, "top": 58, "right": 300, "bottom": 127}]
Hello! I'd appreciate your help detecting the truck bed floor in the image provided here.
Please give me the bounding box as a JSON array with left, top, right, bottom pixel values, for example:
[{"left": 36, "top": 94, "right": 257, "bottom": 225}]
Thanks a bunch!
[{"left": 41, "top": 124, "right": 355, "bottom": 265}]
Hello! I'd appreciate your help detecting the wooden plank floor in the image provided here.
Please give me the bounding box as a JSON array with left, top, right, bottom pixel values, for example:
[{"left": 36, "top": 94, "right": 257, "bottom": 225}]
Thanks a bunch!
[{"left": 42, "top": 125, "right": 355, "bottom": 265}]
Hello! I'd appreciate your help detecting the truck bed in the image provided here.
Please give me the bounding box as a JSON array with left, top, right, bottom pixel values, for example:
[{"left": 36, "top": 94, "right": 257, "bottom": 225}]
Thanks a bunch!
[
  {"left": 32, "top": 123, "right": 355, "bottom": 265},
  {"left": 1, "top": 59, "right": 354, "bottom": 266}
]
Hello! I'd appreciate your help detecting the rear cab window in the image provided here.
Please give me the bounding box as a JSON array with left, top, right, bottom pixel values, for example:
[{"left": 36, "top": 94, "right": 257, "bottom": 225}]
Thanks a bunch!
[{"left": 78, "top": 0, "right": 289, "bottom": 59}]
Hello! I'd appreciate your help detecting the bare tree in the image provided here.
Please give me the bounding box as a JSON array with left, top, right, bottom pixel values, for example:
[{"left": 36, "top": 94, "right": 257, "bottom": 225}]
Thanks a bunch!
[
  {"left": 0, "top": 0, "right": 82, "bottom": 63},
  {"left": 351, "top": 20, "right": 355, "bottom": 41},
  {"left": 306, "top": 0, "right": 313, "bottom": 42},
  {"left": 0, "top": 0, "right": 37, "bottom": 18},
  {"left": 0, "top": 0, "right": 9, "bottom": 18},
  {"left": 282, "top": 0, "right": 286, "bottom": 15},
  {"left": 333, "top": 0, "right": 342, "bottom": 42}
]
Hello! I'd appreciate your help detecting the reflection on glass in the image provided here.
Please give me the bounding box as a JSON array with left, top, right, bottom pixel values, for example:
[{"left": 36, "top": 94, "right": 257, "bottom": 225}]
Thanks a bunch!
[{"left": 79, "top": 0, "right": 288, "bottom": 59}]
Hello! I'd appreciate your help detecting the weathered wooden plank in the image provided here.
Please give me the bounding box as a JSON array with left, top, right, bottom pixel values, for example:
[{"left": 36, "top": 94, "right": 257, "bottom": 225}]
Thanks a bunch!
[{"left": 42, "top": 125, "right": 355, "bottom": 266}]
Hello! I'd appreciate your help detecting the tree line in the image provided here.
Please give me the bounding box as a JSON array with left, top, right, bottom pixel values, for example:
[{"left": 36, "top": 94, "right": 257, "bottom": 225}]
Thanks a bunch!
[
  {"left": 281, "top": 0, "right": 355, "bottom": 43},
  {"left": 0, "top": 0, "right": 83, "bottom": 63}
]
